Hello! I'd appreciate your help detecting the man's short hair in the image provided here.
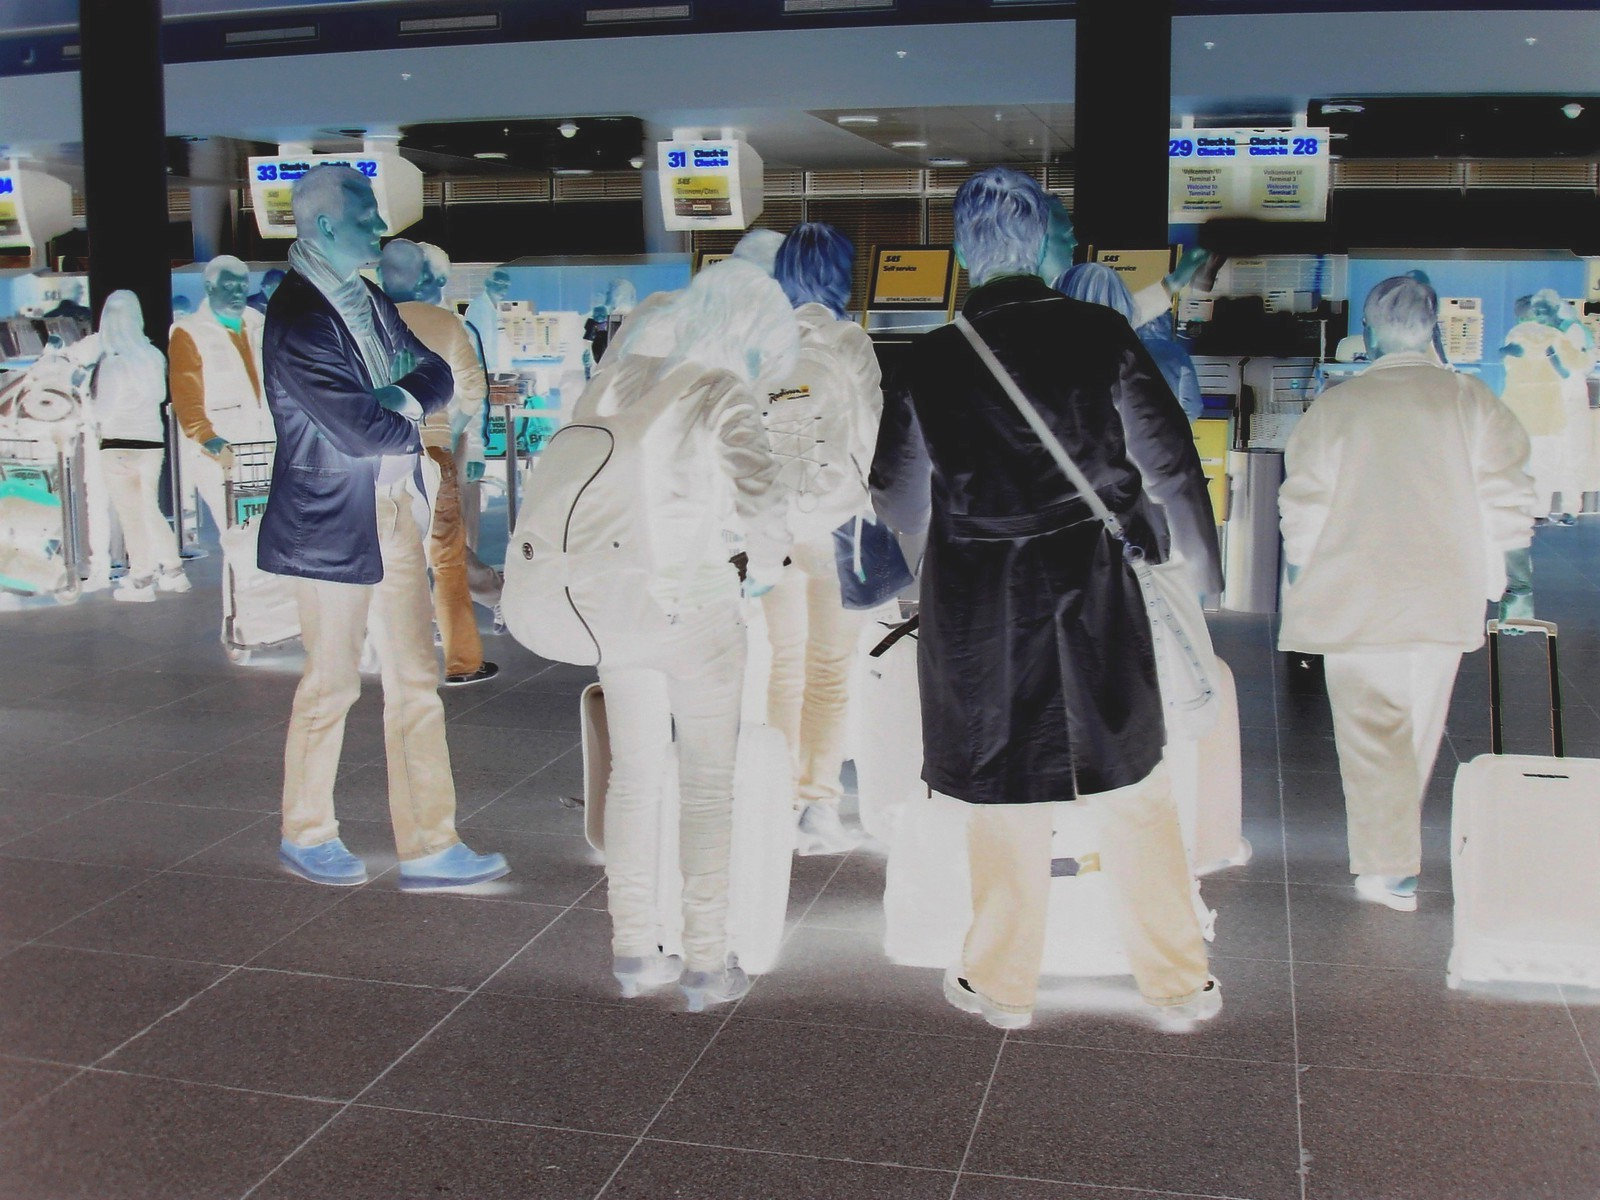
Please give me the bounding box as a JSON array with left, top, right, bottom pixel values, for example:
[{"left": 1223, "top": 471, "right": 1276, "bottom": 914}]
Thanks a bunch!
[
  {"left": 378, "top": 239, "right": 428, "bottom": 301},
  {"left": 418, "top": 242, "right": 450, "bottom": 279},
  {"left": 202, "top": 255, "right": 249, "bottom": 286},
  {"left": 953, "top": 167, "right": 1052, "bottom": 286},
  {"left": 774, "top": 222, "right": 855, "bottom": 317},
  {"left": 290, "top": 163, "right": 367, "bottom": 235},
  {"left": 1364, "top": 275, "right": 1439, "bottom": 353}
]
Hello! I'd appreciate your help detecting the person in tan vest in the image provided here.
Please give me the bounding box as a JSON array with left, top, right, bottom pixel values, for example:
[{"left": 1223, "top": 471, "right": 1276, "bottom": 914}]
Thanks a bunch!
[
  {"left": 170, "top": 255, "right": 273, "bottom": 534},
  {"left": 378, "top": 239, "right": 498, "bottom": 685}
]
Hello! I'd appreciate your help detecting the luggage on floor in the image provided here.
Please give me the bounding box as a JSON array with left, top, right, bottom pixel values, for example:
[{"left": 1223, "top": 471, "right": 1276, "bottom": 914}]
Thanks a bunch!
[
  {"left": 1449, "top": 619, "right": 1600, "bottom": 989},
  {"left": 883, "top": 789, "right": 1215, "bottom": 978},
  {"left": 580, "top": 682, "right": 796, "bottom": 975},
  {"left": 849, "top": 615, "right": 925, "bottom": 844},
  {"left": 221, "top": 443, "right": 299, "bottom": 663},
  {"left": 1167, "top": 658, "right": 1253, "bottom": 875},
  {"left": 0, "top": 436, "right": 83, "bottom": 601}
]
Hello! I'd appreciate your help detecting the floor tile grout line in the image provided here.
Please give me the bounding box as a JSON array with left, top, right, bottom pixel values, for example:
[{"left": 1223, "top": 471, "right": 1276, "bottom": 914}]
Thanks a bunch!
[
  {"left": 590, "top": 849, "right": 858, "bottom": 1199},
  {"left": 1558, "top": 985, "right": 1600, "bottom": 1091},
  {"left": 1267, "top": 617, "right": 1311, "bottom": 1200},
  {"left": 234, "top": 889, "right": 580, "bottom": 1200},
  {"left": 947, "top": 1032, "right": 1008, "bottom": 1200}
]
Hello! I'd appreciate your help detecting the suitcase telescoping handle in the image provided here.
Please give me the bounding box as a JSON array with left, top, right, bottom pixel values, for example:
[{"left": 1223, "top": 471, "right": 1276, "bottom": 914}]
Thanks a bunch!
[{"left": 1486, "top": 618, "right": 1562, "bottom": 758}]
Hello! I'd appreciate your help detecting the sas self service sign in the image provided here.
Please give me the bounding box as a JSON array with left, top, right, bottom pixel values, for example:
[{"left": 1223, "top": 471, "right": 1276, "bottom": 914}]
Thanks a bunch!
[
  {"left": 247, "top": 153, "right": 423, "bottom": 239},
  {"left": 1168, "top": 128, "right": 1330, "bottom": 223}
]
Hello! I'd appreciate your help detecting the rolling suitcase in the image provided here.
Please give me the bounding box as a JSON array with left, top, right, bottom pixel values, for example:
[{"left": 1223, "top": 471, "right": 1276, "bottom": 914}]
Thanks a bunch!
[
  {"left": 883, "top": 789, "right": 1215, "bottom": 979},
  {"left": 1449, "top": 619, "right": 1600, "bottom": 989},
  {"left": 580, "top": 682, "right": 796, "bottom": 976}
]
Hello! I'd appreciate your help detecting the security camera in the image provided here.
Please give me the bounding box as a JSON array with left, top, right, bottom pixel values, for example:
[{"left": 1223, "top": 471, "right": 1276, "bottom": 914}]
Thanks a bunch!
[{"left": 558, "top": 122, "right": 579, "bottom": 139}]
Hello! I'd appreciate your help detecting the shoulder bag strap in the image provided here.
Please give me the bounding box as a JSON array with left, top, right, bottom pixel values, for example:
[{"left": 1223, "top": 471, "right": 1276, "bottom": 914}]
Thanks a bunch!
[{"left": 951, "top": 313, "right": 1131, "bottom": 550}]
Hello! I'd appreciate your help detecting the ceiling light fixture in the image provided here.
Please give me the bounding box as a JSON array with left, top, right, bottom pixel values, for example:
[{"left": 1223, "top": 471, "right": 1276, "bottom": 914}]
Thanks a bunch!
[
  {"left": 557, "top": 121, "right": 579, "bottom": 138},
  {"left": 629, "top": 155, "right": 645, "bottom": 168},
  {"left": 1563, "top": 102, "right": 1584, "bottom": 120},
  {"left": 473, "top": 151, "right": 508, "bottom": 160},
  {"left": 1321, "top": 103, "right": 1365, "bottom": 114},
  {"left": 895, "top": 49, "right": 907, "bottom": 59},
  {"left": 837, "top": 114, "right": 880, "bottom": 126},
  {"left": 928, "top": 156, "right": 968, "bottom": 167},
  {"left": 553, "top": 167, "right": 593, "bottom": 175},
  {"left": 1202, "top": 40, "right": 1215, "bottom": 50},
  {"left": 1525, "top": 36, "right": 1538, "bottom": 45},
  {"left": 890, "top": 139, "right": 928, "bottom": 149}
]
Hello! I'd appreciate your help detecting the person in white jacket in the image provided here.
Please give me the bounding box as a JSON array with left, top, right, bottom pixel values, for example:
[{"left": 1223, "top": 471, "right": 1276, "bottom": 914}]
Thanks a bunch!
[
  {"left": 761, "top": 223, "right": 884, "bottom": 854},
  {"left": 1279, "top": 275, "right": 1535, "bottom": 911},
  {"left": 70, "top": 290, "right": 188, "bottom": 602},
  {"left": 594, "top": 258, "right": 796, "bottom": 1010}
]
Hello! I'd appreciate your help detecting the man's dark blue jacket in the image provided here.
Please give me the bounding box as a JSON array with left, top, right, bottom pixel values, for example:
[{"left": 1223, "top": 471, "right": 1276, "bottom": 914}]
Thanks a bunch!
[{"left": 257, "top": 269, "right": 453, "bottom": 584}]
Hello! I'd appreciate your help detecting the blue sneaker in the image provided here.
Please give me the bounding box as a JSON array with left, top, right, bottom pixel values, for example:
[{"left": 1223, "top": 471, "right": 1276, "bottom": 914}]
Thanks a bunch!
[
  {"left": 279, "top": 837, "right": 368, "bottom": 886},
  {"left": 398, "top": 842, "right": 509, "bottom": 890}
]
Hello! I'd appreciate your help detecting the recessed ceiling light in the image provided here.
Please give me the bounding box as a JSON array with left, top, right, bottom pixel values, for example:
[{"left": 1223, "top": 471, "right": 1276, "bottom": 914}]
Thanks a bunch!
[
  {"left": 557, "top": 121, "right": 579, "bottom": 138},
  {"left": 895, "top": 49, "right": 907, "bottom": 59},
  {"left": 553, "top": 167, "right": 593, "bottom": 175},
  {"left": 837, "top": 114, "right": 880, "bottom": 126},
  {"left": 929, "top": 157, "right": 968, "bottom": 167},
  {"left": 629, "top": 155, "right": 645, "bottom": 168},
  {"left": 1525, "top": 36, "right": 1538, "bottom": 45},
  {"left": 1202, "top": 40, "right": 1215, "bottom": 50},
  {"left": 891, "top": 140, "right": 928, "bottom": 149},
  {"left": 474, "top": 151, "right": 508, "bottom": 160}
]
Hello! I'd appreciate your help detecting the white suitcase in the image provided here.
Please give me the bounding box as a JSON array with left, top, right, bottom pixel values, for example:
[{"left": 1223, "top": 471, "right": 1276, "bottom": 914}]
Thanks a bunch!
[
  {"left": 850, "top": 616, "right": 925, "bottom": 844},
  {"left": 883, "top": 790, "right": 1214, "bottom": 978},
  {"left": 581, "top": 682, "right": 796, "bottom": 976},
  {"left": 1167, "top": 659, "right": 1253, "bottom": 876},
  {"left": 1449, "top": 620, "right": 1600, "bottom": 990}
]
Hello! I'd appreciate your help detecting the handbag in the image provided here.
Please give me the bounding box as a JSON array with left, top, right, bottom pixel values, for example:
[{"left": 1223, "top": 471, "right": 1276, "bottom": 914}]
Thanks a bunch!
[
  {"left": 952, "top": 314, "right": 1220, "bottom": 741},
  {"left": 833, "top": 512, "right": 915, "bottom": 611}
]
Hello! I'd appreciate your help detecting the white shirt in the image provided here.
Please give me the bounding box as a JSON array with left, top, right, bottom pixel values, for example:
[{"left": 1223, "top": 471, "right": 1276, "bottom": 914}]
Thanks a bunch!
[{"left": 1278, "top": 351, "right": 1536, "bottom": 654}]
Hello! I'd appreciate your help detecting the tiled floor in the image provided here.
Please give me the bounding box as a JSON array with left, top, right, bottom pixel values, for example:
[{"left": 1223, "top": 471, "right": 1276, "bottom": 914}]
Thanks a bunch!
[{"left": 4, "top": 524, "right": 1600, "bottom": 1199}]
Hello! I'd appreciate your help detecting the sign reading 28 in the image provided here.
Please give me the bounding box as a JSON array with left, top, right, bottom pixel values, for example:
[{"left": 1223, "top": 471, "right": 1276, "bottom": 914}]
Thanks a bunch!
[{"left": 1291, "top": 137, "right": 1320, "bottom": 156}]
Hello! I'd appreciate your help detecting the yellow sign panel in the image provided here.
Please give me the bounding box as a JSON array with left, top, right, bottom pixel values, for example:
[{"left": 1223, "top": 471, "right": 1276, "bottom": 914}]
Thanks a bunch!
[
  {"left": 872, "top": 248, "right": 954, "bottom": 306},
  {"left": 670, "top": 173, "right": 733, "bottom": 219},
  {"left": 1192, "top": 416, "right": 1230, "bottom": 524},
  {"left": 0, "top": 197, "right": 18, "bottom": 241},
  {"left": 260, "top": 184, "right": 295, "bottom": 230},
  {"left": 1094, "top": 248, "right": 1172, "bottom": 298}
]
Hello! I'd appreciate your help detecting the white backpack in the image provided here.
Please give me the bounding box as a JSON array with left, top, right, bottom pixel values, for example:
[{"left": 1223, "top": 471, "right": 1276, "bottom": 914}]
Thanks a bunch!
[{"left": 501, "top": 359, "right": 710, "bottom": 666}]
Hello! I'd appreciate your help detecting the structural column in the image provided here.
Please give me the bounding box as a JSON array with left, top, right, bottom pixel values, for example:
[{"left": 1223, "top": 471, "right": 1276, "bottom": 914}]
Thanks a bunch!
[
  {"left": 1073, "top": 0, "right": 1172, "bottom": 252},
  {"left": 78, "top": 0, "right": 170, "bottom": 351}
]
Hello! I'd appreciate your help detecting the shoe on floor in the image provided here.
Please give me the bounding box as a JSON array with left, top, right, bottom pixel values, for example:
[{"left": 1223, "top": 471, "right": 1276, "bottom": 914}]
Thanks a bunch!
[
  {"left": 942, "top": 966, "right": 1032, "bottom": 1030},
  {"left": 112, "top": 575, "right": 157, "bottom": 603},
  {"left": 1354, "top": 873, "right": 1418, "bottom": 912},
  {"left": 614, "top": 951, "right": 684, "bottom": 998},
  {"left": 398, "top": 842, "right": 509, "bottom": 890},
  {"left": 491, "top": 604, "right": 506, "bottom": 635},
  {"left": 680, "top": 960, "right": 750, "bottom": 1012},
  {"left": 156, "top": 567, "right": 192, "bottom": 593},
  {"left": 279, "top": 837, "right": 368, "bottom": 886},
  {"left": 796, "top": 803, "right": 859, "bottom": 856},
  {"left": 1150, "top": 976, "right": 1223, "bottom": 1029},
  {"left": 444, "top": 661, "right": 499, "bottom": 687}
]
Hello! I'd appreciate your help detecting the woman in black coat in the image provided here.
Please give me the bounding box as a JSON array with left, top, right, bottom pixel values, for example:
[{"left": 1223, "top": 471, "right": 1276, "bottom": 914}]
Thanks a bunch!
[{"left": 869, "top": 167, "right": 1223, "bottom": 1030}]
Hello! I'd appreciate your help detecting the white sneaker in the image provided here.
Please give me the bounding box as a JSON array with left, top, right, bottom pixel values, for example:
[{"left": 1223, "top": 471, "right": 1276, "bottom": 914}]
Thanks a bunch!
[
  {"left": 942, "top": 966, "right": 1032, "bottom": 1030},
  {"left": 796, "top": 804, "right": 859, "bottom": 856},
  {"left": 613, "top": 951, "right": 683, "bottom": 998},
  {"left": 112, "top": 575, "right": 157, "bottom": 603},
  {"left": 680, "top": 960, "right": 751, "bottom": 1012},
  {"left": 156, "top": 567, "right": 191, "bottom": 593},
  {"left": 1354, "top": 873, "right": 1418, "bottom": 912},
  {"left": 1150, "top": 976, "right": 1223, "bottom": 1029}
]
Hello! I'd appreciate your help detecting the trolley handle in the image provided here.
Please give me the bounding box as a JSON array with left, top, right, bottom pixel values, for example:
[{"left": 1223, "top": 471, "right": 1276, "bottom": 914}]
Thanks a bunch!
[{"left": 1486, "top": 618, "right": 1563, "bottom": 758}]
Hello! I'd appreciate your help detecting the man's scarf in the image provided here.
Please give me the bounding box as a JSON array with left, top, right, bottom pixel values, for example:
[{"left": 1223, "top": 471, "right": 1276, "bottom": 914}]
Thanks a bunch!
[{"left": 287, "top": 237, "right": 391, "bottom": 389}]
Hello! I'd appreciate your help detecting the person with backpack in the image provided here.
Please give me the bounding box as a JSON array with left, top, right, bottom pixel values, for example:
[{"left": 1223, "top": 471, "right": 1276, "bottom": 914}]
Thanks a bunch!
[
  {"left": 502, "top": 257, "right": 796, "bottom": 1009},
  {"left": 760, "top": 223, "right": 885, "bottom": 854}
]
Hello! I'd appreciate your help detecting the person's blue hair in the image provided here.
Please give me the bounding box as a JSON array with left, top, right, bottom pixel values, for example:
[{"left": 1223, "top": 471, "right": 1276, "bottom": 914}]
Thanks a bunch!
[
  {"left": 774, "top": 222, "right": 855, "bottom": 317},
  {"left": 952, "top": 167, "right": 1051, "bottom": 286},
  {"left": 1051, "top": 262, "right": 1137, "bottom": 325}
]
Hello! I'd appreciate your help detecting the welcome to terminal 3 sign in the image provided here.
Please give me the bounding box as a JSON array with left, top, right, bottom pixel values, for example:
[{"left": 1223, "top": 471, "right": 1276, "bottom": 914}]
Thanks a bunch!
[{"left": 1168, "top": 127, "right": 1330, "bottom": 223}]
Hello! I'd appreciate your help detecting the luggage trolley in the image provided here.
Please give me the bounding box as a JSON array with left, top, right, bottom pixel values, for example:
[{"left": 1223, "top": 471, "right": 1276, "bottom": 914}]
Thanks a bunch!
[
  {"left": 0, "top": 433, "right": 85, "bottom": 603},
  {"left": 221, "top": 440, "right": 297, "bottom": 663}
]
